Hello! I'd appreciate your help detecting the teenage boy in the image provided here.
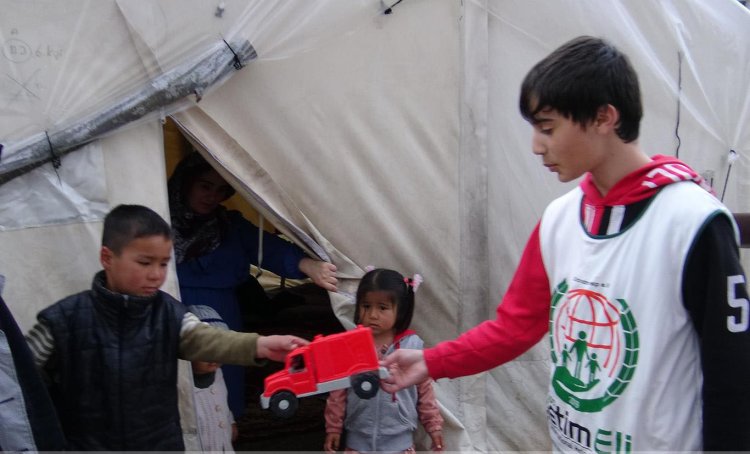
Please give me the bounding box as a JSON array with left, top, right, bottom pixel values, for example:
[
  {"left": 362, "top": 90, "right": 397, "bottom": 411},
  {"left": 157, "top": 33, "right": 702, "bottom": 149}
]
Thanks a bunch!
[
  {"left": 381, "top": 36, "right": 750, "bottom": 451},
  {"left": 25, "top": 204, "right": 308, "bottom": 451}
]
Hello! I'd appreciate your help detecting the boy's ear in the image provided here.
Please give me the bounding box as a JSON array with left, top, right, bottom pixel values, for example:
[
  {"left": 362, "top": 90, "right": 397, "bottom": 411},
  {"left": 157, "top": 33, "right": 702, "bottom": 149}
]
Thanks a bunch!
[
  {"left": 100, "top": 246, "right": 114, "bottom": 269},
  {"left": 594, "top": 104, "right": 620, "bottom": 133}
]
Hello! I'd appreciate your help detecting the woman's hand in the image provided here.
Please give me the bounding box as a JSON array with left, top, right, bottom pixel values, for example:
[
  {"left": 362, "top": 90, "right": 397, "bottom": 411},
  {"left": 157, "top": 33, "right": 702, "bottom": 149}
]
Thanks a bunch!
[
  {"left": 256, "top": 335, "right": 309, "bottom": 362},
  {"left": 299, "top": 257, "right": 338, "bottom": 292}
]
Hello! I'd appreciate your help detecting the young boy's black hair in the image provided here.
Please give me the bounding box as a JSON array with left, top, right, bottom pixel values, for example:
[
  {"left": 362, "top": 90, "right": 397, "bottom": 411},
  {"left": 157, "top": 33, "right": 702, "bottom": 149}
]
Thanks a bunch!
[
  {"left": 101, "top": 204, "right": 172, "bottom": 254},
  {"left": 355, "top": 268, "right": 414, "bottom": 333},
  {"left": 519, "top": 35, "right": 643, "bottom": 143}
]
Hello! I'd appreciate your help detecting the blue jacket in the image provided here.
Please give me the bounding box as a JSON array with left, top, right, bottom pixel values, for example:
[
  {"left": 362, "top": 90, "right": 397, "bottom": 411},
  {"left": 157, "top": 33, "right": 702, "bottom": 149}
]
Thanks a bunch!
[
  {"left": 176, "top": 210, "right": 306, "bottom": 417},
  {"left": 176, "top": 210, "right": 306, "bottom": 331}
]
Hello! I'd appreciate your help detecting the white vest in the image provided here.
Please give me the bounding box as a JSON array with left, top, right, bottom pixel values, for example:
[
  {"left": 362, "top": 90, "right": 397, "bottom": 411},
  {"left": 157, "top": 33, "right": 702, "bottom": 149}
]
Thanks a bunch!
[{"left": 539, "top": 181, "right": 730, "bottom": 453}]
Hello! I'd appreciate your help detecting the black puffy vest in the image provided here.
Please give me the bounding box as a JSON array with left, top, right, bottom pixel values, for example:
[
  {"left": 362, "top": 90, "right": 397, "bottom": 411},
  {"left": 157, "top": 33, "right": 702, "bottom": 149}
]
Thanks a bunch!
[{"left": 39, "top": 271, "right": 186, "bottom": 451}]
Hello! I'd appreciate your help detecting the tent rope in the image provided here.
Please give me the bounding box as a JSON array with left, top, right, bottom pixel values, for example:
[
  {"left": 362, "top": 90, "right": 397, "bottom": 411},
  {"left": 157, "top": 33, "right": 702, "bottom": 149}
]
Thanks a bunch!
[
  {"left": 674, "top": 51, "right": 682, "bottom": 158},
  {"left": 721, "top": 149, "right": 738, "bottom": 202},
  {"left": 256, "top": 214, "right": 264, "bottom": 279}
]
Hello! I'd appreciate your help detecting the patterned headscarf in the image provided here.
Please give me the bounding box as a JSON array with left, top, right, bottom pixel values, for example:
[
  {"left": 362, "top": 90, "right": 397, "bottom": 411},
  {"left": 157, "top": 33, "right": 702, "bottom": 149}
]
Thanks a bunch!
[{"left": 167, "top": 152, "right": 235, "bottom": 264}]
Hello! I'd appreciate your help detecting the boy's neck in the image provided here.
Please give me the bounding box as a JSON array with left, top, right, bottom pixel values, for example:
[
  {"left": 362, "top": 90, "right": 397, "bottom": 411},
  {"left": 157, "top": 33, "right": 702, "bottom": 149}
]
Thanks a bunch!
[{"left": 588, "top": 140, "right": 650, "bottom": 196}]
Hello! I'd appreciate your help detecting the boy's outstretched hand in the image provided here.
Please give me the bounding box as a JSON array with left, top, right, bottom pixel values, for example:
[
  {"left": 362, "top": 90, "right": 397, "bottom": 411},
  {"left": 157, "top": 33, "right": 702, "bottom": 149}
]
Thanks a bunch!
[
  {"left": 379, "top": 349, "right": 429, "bottom": 393},
  {"left": 256, "top": 335, "right": 309, "bottom": 362}
]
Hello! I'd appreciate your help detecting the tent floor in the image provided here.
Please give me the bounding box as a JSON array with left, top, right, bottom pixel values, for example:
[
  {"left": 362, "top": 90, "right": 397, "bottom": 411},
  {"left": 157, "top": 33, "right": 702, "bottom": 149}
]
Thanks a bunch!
[{"left": 233, "top": 283, "right": 345, "bottom": 451}]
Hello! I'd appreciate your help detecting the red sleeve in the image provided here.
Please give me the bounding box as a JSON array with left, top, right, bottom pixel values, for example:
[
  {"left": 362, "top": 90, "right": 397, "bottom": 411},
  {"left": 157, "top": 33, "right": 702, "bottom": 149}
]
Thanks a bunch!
[
  {"left": 424, "top": 223, "right": 551, "bottom": 379},
  {"left": 416, "top": 379, "right": 443, "bottom": 433},
  {"left": 324, "top": 389, "right": 347, "bottom": 434}
]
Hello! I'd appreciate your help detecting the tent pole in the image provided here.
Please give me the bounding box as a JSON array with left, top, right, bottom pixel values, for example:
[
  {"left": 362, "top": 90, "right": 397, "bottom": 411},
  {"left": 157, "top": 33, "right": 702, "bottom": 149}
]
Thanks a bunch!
[{"left": 0, "top": 39, "right": 256, "bottom": 187}]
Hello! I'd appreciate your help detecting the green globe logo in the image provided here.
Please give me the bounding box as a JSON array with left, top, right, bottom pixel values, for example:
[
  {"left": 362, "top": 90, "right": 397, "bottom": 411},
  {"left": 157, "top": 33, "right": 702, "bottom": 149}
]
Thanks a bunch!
[{"left": 549, "top": 280, "right": 639, "bottom": 413}]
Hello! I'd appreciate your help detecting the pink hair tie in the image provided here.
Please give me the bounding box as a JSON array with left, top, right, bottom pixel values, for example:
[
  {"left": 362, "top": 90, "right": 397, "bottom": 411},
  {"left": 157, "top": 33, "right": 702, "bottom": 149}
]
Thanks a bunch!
[{"left": 404, "top": 274, "right": 423, "bottom": 292}]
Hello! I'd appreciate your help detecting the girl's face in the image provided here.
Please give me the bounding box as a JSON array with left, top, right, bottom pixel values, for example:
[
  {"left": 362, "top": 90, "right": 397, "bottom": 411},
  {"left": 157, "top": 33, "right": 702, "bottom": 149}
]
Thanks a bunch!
[
  {"left": 358, "top": 290, "right": 397, "bottom": 337},
  {"left": 187, "top": 169, "right": 232, "bottom": 215}
]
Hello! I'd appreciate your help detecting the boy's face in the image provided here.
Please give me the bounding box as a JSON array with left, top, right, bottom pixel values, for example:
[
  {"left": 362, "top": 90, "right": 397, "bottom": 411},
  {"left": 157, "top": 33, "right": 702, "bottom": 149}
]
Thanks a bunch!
[
  {"left": 100, "top": 235, "right": 172, "bottom": 297},
  {"left": 529, "top": 107, "right": 605, "bottom": 183}
]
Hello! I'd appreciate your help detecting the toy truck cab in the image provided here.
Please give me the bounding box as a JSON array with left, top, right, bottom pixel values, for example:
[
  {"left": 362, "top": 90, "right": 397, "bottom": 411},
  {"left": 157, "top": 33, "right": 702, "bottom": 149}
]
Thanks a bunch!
[{"left": 260, "top": 325, "right": 389, "bottom": 418}]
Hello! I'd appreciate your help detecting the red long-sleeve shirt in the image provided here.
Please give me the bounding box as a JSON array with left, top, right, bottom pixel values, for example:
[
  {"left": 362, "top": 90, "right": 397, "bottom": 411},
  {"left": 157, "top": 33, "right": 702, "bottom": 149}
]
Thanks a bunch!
[{"left": 423, "top": 156, "right": 750, "bottom": 450}]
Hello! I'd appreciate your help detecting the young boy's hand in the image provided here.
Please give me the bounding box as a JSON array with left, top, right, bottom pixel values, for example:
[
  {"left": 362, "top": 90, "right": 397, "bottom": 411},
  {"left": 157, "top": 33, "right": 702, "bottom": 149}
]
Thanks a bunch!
[
  {"left": 256, "top": 335, "right": 309, "bottom": 361},
  {"left": 323, "top": 433, "right": 340, "bottom": 454},
  {"left": 430, "top": 430, "right": 444, "bottom": 451}
]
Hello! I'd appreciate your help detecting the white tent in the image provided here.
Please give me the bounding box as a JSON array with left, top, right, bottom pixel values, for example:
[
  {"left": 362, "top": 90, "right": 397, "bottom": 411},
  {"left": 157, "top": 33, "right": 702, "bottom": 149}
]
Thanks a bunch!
[{"left": 2, "top": 0, "right": 749, "bottom": 451}]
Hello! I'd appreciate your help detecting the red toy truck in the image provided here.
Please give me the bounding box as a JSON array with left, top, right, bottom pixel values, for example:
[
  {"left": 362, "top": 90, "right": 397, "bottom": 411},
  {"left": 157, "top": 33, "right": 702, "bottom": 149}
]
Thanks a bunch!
[{"left": 260, "top": 325, "right": 389, "bottom": 418}]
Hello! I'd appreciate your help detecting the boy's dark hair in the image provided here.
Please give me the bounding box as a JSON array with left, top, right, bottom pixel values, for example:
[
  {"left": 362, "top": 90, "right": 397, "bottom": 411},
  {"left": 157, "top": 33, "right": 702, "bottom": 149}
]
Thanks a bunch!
[
  {"left": 355, "top": 268, "right": 414, "bottom": 334},
  {"left": 519, "top": 35, "right": 642, "bottom": 143},
  {"left": 102, "top": 204, "right": 173, "bottom": 254}
]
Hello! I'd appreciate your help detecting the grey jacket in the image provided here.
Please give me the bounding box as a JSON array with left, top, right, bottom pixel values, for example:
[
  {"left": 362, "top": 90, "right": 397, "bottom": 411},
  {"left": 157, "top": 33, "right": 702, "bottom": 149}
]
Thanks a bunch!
[{"left": 344, "top": 333, "right": 423, "bottom": 453}]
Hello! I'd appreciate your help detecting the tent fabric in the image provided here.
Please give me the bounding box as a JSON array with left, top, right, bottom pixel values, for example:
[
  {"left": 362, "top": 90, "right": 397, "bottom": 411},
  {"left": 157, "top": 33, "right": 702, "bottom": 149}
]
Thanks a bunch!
[{"left": 1, "top": 0, "right": 749, "bottom": 451}]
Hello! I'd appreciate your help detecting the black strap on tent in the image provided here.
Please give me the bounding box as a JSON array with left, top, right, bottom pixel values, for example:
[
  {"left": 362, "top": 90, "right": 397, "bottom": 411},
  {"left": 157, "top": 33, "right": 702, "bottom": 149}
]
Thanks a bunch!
[
  {"left": 44, "top": 131, "right": 61, "bottom": 170},
  {"left": 384, "top": 0, "right": 405, "bottom": 14},
  {"left": 45, "top": 131, "right": 62, "bottom": 184},
  {"left": 223, "top": 39, "right": 244, "bottom": 70}
]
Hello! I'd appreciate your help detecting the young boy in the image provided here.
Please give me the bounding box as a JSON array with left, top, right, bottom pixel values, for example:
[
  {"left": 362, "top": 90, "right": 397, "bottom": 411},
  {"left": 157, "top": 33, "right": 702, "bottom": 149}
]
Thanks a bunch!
[
  {"left": 24, "top": 204, "right": 308, "bottom": 451},
  {"left": 381, "top": 36, "right": 750, "bottom": 451},
  {"left": 186, "top": 304, "right": 236, "bottom": 452}
]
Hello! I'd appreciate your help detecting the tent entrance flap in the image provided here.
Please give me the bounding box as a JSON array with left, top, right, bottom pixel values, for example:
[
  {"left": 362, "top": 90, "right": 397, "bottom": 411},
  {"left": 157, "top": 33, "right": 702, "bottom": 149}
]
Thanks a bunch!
[
  {"left": 169, "top": 109, "right": 329, "bottom": 263},
  {"left": 170, "top": 108, "right": 364, "bottom": 332}
]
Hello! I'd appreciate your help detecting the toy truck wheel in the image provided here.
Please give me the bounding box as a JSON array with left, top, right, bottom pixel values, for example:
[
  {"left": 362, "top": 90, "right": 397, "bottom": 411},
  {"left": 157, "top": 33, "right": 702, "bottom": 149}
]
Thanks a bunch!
[
  {"left": 351, "top": 372, "right": 379, "bottom": 399},
  {"left": 269, "top": 391, "right": 298, "bottom": 418}
]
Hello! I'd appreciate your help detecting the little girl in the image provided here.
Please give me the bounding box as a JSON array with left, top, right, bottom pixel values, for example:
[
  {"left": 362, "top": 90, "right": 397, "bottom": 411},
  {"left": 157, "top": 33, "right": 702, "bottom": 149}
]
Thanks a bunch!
[{"left": 324, "top": 268, "right": 444, "bottom": 453}]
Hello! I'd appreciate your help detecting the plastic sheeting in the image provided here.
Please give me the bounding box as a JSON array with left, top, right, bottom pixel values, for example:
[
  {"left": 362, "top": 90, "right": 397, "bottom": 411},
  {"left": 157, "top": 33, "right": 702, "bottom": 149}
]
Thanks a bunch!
[
  {"left": 0, "top": 0, "right": 383, "bottom": 228},
  {"left": 1, "top": 0, "right": 749, "bottom": 452}
]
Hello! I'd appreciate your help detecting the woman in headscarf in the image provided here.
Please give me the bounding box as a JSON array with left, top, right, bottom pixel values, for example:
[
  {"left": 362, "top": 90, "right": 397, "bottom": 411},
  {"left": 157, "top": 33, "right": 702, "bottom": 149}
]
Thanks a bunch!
[{"left": 168, "top": 152, "right": 337, "bottom": 419}]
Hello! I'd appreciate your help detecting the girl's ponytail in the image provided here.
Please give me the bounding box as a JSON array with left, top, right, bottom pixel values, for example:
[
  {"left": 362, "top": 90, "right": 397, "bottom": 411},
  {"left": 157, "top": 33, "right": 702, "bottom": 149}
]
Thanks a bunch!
[{"left": 404, "top": 274, "right": 423, "bottom": 293}]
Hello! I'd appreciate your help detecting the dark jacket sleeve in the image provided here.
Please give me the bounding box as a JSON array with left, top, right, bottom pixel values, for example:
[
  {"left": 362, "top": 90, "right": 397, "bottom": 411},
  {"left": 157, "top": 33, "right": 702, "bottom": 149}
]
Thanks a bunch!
[{"left": 682, "top": 213, "right": 750, "bottom": 451}]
